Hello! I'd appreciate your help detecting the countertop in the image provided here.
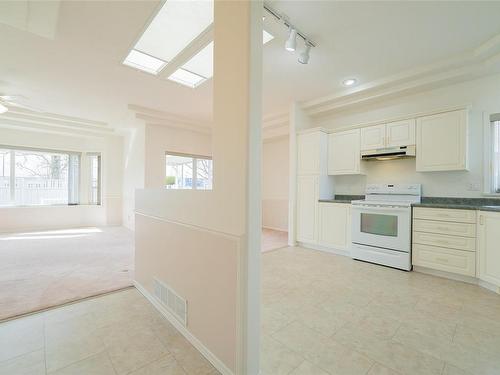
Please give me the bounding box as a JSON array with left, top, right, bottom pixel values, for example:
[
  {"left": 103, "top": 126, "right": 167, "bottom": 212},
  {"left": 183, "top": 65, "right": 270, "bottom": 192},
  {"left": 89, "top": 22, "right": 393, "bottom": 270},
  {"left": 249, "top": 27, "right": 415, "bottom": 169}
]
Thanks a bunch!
[
  {"left": 319, "top": 196, "right": 500, "bottom": 211},
  {"left": 319, "top": 195, "right": 364, "bottom": 204},
  {"left": 412, "top": 197, "right": 500, "bottom": 212}
]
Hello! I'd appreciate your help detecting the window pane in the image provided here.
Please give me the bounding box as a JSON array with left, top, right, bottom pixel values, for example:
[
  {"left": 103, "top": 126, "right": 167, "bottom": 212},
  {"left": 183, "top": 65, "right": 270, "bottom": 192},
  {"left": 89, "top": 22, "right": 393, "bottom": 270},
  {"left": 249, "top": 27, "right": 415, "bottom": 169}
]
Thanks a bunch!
[
  {"left": 14, "top": 150, "right": 70, "bottom": 206},
  {"left": 0, "top": 149, "right": 11, "bottom": 206},
  {"left": 196, "top": 158, "right": 212, "bottom": 190},
  {"left": 493, "top": 121, "right": 500, "bottom": 193},
  {"left": 360, "top": 213, "right": 398, "bottom": 237},
  {"left": 89, "top": 154, "right": 101, "bottom": 205},
  {"left": 166, "top": 154, "right": 193, "bottom": 189}
]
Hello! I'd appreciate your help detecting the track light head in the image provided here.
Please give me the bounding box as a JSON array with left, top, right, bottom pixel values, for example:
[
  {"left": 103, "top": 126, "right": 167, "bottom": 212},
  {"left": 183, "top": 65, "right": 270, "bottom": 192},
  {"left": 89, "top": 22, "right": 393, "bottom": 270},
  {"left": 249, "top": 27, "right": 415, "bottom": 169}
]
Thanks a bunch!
[
  {"left": 285, "top": 26, "right": 297, "bottom": 52},
  {"left": 298, "top": 42, "right": 312, "bottom": 64}
]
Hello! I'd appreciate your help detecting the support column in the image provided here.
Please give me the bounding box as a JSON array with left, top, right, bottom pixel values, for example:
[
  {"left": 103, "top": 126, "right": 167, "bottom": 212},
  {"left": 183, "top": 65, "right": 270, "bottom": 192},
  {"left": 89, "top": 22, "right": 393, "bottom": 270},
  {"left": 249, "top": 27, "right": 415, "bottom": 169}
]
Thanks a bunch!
[{"left": 213, "top": 1, "right": 262, "bottom": 374}]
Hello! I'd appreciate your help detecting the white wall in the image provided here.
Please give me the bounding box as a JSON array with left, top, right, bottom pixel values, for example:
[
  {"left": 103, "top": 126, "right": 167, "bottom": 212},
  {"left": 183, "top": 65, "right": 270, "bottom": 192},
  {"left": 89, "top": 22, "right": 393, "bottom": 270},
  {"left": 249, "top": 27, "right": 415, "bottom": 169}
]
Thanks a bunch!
[
  {"left": 262, "top": 136, "right": 289, "bottom": 231},
  {"left": 0, "top": 127, "right": 123, "bottom": 232},
  {"left": 144, "top": 124, "right": 212, "bottom": 188},
  {"left": 314, "top": 74, "right": 500, "bottom": 197},
  {"left": 122, "top": 124, "right": 145, "bottom": 230}
]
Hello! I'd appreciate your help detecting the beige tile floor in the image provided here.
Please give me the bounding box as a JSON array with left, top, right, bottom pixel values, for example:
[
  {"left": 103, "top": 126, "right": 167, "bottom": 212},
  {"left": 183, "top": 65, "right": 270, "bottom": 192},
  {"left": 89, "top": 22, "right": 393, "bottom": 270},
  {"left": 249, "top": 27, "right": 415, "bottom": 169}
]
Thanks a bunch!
[
  {"left": 2, "top": 246, "right": 500, "bottom": 375},
  {"left": 0, "top": 288, "right": 218, "bottom": 375},
  {"left": 261, "top": 246, "right": 500, "bottom": 375}
]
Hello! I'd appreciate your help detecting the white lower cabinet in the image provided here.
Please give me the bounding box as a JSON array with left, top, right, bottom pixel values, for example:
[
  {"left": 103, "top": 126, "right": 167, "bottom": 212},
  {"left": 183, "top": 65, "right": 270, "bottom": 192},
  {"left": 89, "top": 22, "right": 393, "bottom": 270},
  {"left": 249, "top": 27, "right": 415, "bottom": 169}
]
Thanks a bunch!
[
  {"left": 478, "top": 211, "right": 500, "bottom": 288},
  {"left": 413, "top": 244, "right": 476, "bottom": 277},
  {"left": 412, "top": 207, "right": 476, "bottom": 277},
  {"left": 318, "top": 202, "right": 351, "bottom": 251},
  {"left": 297, "top": 175, "right": 319, "bottom": 243}
]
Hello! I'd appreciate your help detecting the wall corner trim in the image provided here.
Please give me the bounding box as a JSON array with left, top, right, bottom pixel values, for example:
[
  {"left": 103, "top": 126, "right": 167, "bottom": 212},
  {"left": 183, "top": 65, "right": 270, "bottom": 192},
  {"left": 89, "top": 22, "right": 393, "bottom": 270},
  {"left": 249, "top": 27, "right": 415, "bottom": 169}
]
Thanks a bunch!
[{"left": 133, "top": 281, "right": 235, "bottom": 375}]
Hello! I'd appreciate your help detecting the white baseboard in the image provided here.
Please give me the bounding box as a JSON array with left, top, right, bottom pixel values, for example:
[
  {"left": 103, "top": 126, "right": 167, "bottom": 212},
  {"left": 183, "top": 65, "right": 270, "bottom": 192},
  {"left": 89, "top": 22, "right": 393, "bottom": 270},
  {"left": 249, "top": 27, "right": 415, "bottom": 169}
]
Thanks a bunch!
[
  {"left": 413, "top": 266, "right": 500, "bottom": 295},
  {"left": 413, "top": 266, "right": 477, "bottom": 284},
  {"left": 262, "top": 226, "right": 288, "bottom": 233},
  {"left": 134, "top": 281, "right": 234, "bottom": 375},
  {"left": 478, "top": 279, "right": 500, "bottom": 294},
  {"left": 297, "top": 241, "right": 351, "bottom": 257}
]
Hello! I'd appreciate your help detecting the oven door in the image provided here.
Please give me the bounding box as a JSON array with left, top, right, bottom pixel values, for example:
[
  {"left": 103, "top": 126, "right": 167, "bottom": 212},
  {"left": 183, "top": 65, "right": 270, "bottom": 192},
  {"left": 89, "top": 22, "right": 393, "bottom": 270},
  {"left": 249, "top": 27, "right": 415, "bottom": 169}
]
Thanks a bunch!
[{"left": 351, "top": 205, "right": 411, "bottom": 252}]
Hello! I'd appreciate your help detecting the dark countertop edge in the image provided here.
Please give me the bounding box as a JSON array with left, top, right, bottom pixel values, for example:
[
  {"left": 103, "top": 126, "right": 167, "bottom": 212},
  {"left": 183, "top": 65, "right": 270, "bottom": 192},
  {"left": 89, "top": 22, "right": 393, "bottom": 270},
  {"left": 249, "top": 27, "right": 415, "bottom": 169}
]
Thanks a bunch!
[
  {"left": 319, "top": 201, "right": 500, "bottom": 211},
  {"left": 319, "top": 199, "right": 353, "bottom": 204},
  {"left": 412, "top": 203, "right": 500, "bottom": 212}
]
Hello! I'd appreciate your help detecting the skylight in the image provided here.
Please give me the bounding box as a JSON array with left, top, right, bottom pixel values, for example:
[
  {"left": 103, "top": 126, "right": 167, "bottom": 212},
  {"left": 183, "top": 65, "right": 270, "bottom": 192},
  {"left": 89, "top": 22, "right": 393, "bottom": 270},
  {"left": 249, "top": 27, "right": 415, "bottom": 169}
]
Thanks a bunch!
[
  {"left": 263, "top": 30, "right": 274, "bottom": 44},
  {"left": 169, "top": 68, "right": 206, "bottom": 88},
  {"left": 167, "top": 30, "right": 273, "bottom": 88},
  {"left": 135, "top": 0, "right": 214, "bottom": 62},
  {"left": 122, "top": 0, "right": 274, "bottom": 88},
  {"left": 123, "top": 49, "right": 166, "bottom": 75}
]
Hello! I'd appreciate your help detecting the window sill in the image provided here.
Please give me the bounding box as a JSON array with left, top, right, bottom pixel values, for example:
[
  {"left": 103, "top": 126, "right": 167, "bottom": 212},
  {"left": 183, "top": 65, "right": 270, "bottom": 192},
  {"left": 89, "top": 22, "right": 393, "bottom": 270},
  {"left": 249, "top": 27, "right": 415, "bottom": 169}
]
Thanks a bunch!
[{"left": 0, "top": 204, "right": 102, "bottom": 209}]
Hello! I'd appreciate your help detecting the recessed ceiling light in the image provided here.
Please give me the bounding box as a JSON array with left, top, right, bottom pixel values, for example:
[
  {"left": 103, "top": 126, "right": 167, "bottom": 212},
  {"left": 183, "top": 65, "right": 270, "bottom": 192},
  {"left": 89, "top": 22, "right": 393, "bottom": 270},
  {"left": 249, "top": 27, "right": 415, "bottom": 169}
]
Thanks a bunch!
[{"left": 343, "top": 78, "right": 357, "bottom": 87}]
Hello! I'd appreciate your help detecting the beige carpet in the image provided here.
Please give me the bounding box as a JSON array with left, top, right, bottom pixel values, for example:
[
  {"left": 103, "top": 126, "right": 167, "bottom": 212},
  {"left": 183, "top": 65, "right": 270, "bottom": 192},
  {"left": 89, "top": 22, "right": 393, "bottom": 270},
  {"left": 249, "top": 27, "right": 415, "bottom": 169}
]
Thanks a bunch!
[
  {"left": 0, "top": 226, "right": 134, "bottom": 321},
  {"left": 262, "top": 228, "right": 288, "bottom": 252}
]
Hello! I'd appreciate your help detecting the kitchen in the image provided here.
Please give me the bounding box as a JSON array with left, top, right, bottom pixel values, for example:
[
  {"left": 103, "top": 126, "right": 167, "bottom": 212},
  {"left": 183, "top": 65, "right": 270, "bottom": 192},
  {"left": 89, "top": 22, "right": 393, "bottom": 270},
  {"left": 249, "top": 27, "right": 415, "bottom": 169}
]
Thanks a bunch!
[{"left": 293, "top": 74, "right": 500, "bottom": 293}]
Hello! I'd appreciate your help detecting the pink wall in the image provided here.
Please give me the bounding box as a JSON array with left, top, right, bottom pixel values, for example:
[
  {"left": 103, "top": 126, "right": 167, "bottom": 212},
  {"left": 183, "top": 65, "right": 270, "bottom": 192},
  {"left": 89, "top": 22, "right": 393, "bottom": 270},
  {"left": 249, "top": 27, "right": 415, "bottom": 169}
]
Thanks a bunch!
[{"left": 135, "top": 213, "right": 240, "bottom": 371}]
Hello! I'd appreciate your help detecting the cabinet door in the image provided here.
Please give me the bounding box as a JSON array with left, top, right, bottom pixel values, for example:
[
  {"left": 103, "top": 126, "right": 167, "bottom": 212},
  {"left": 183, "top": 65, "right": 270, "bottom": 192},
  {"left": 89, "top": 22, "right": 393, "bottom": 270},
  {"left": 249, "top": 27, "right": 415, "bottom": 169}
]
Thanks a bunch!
[
  {"left": 318, "top": 202, "right": 351, "bottom": 250},
  {"left": 297, "top": 132, "right": 320, "bottom": 175},
  {"left": 478, "top": 211, "right": 500, "bottom": 287},
  {"left": 386, "top": 119, "right": 415, "bottom": 147},
  {"left": 297, "top": 175, "right": 318, "bottom": 243},
  {"left": 360, "top": 124, "right": 386, "bottom": 150},
  {"left": 416, "top": 110, "right": 468, "bottom": 172},
  {"left": 328, "top": 129, "right": 361, "bottom": 175}
]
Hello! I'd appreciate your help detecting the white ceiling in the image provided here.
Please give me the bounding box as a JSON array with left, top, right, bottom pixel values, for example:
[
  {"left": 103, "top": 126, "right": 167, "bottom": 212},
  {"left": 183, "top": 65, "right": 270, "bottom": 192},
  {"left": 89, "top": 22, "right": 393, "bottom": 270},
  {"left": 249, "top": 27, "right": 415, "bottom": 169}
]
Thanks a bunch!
[{"left": 0, "top": 1, "right": 500, "bottom": 129}]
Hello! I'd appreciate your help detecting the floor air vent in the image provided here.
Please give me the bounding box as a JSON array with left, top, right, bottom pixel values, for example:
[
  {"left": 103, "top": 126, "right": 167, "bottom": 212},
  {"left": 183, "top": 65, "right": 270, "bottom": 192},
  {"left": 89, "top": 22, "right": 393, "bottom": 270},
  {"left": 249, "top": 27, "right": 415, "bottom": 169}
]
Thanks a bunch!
[{"left": 153, "top": 278, "right": 187, "bottom": 326}]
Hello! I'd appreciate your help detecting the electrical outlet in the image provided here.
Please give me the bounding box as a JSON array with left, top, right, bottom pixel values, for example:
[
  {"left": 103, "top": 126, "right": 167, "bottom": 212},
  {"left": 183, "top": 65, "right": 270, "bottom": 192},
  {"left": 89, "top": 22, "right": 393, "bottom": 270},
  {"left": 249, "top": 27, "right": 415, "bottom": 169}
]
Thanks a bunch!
[{"left": 467, "top": 182, "right": 481, "bottom": 191}]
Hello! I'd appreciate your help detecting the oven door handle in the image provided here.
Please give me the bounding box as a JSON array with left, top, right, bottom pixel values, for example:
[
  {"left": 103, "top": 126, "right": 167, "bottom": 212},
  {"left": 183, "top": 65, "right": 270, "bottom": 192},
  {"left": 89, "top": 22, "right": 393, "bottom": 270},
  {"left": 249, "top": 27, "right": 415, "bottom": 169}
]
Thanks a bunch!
[{"left": 351, "top": 205, "right": 409, "bottom": 212}]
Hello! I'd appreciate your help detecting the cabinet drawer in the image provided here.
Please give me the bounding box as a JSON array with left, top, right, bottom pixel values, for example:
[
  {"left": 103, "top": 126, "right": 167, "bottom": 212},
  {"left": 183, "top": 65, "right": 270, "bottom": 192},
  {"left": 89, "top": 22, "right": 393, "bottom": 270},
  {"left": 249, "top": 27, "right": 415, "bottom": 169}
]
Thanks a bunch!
[
  {"left": 413, "top": 207, "right": 476, "bottom": 223},
  {"left": 413, "top": 231, "right": 475, "bottom": 252},
  {"left": 413, "top": 219, "right": 476, "bottom": 238},
  {"left": 412, "top": 244, "right": 476, "bottom": 277}
]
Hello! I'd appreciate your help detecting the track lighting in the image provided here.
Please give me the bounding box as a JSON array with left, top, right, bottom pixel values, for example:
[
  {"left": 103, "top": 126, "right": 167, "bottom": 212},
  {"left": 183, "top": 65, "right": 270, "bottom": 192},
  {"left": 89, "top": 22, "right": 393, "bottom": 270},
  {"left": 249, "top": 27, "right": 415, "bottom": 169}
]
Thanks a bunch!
[
  {"left": 285, "top": 26, "right": 297, "bottom": 52},
  {"left": 263, "top": 3, "right": 316, "bottom": 64},
  {"left": 298, "top": 42, "right": 311, "bottom": 64}
]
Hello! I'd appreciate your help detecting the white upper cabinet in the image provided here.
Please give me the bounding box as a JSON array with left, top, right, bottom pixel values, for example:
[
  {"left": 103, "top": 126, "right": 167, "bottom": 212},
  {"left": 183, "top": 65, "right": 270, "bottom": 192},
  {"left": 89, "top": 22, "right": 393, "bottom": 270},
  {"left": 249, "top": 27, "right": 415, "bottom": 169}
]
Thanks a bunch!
[
  {"left": 360, "top": 124, "right": 386, "bottom": 150},
  {"left": 297, "top": 131, "right": 321, "bottom": 175},
  {"left": 297, "top": 131, "right": 329, "bottom": 175},
  {"left": 328, "top": 129, "right": 362, "bottom": 175},
  {"left": 386, "top": 119, "right": 416, "bottom": 147},
  {"left": 478, "top": 211, "right": 500, "bottom": 288},
  {"left": 416, "top": 109, "right": 468, "bottom": 172},
  {"left": 361, "top": 120, "right": 415, "bottom": 150}
]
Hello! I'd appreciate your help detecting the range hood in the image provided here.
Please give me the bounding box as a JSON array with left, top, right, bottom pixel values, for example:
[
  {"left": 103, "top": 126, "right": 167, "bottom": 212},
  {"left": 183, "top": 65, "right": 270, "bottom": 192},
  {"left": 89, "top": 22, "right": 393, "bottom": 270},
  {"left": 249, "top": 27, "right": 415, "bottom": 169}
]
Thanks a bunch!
[{"left": 361, "top": 145, "right": 416, "bottom": 161}]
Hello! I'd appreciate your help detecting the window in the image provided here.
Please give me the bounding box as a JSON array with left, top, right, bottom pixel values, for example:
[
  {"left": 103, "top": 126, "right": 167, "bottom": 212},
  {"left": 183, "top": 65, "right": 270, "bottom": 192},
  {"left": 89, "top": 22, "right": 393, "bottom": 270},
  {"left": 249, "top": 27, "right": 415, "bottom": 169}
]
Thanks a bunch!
[
  {"left": 490, "top": 116, "right": 500, "bottom": 193},
  {"left": 165, "top": 152, "right": 212, "bottom": 190},
  {"left": 0, "top": 147, "right": 80, "bottom": 206},
  {"left": 89, "top": 154, "right": 101, "bottom": 205}
]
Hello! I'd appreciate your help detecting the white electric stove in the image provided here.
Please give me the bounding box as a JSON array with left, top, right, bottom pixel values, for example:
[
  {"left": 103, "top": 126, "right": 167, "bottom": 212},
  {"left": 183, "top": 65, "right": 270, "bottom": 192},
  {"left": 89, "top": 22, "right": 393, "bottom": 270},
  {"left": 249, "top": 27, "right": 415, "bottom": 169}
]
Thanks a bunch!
[{"left": 350, "top": 184, "right": 421, "bottom": 271}]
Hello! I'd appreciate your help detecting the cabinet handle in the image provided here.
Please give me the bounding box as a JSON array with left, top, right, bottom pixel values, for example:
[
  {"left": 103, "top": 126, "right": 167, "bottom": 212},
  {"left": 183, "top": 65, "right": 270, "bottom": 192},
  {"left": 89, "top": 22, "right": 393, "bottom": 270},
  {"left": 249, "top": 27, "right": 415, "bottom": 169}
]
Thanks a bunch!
[{"left": 479, "top": 215, "right": 484, "bottom": 225}]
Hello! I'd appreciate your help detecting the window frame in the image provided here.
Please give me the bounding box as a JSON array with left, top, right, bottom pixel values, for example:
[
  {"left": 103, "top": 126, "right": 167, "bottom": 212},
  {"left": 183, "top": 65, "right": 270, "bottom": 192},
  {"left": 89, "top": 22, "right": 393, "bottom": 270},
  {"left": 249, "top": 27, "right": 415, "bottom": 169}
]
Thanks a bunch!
[
  {"left": 484, "top": 113, "right": 500, "bottom": 196},
  {"left": 0, "top": 145, "right": 82, "bottom": 207},
  {"left": 165, "top": 151, "right": 213, "bottom": 190},
  {"left": 88, "top": 153, "right": 102, "bottom": 205}
]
